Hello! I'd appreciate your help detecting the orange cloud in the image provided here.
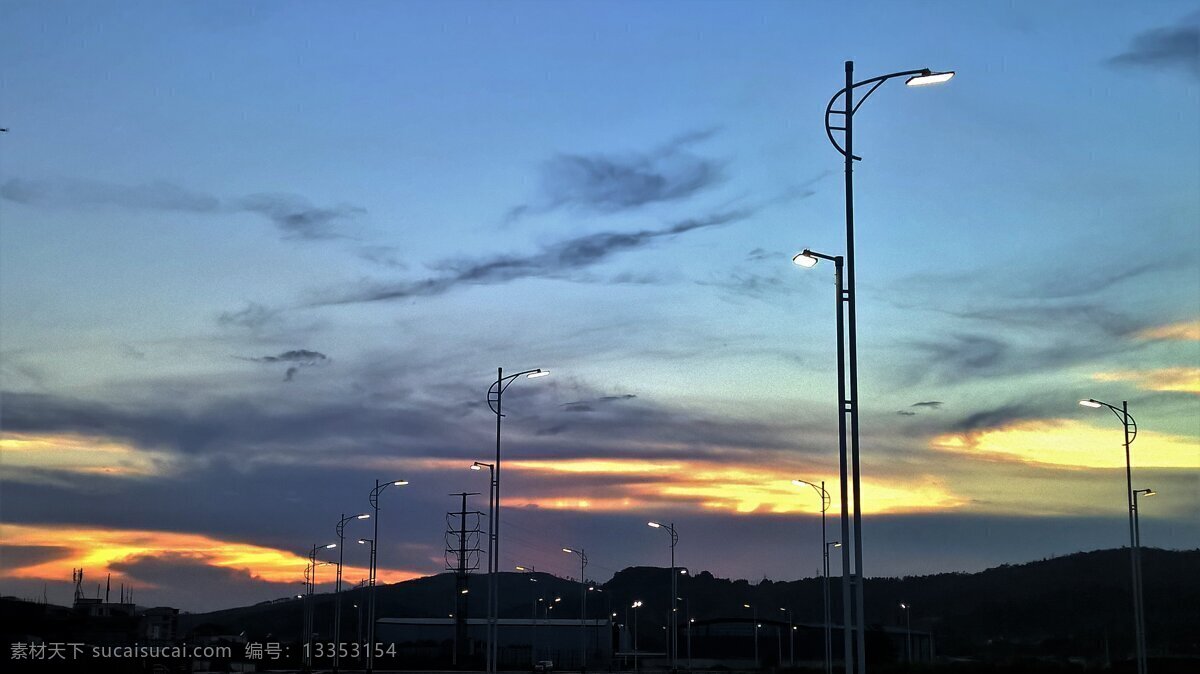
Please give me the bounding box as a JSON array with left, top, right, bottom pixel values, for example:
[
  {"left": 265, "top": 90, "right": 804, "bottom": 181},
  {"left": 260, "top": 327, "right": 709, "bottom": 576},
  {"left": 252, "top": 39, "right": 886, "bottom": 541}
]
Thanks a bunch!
[
  {"left": 932, "top": 419, "right": 1200, "bottom": 469},
  {"left": 1092, "top": 368, "right": 1200, "bottom": 394},
  {"left": 1136, "top": 319, "right": 1200, "bottom": 341},
  {"left": 0, "top": 524, "right": 421, "bottom": 587}
]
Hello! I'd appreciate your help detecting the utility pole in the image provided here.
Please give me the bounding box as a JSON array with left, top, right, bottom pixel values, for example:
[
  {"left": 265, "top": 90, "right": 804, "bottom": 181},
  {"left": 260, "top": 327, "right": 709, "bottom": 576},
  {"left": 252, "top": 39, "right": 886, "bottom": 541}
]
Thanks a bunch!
[{"left": 447, "top": 492, "right": 482, "bottom": 669}]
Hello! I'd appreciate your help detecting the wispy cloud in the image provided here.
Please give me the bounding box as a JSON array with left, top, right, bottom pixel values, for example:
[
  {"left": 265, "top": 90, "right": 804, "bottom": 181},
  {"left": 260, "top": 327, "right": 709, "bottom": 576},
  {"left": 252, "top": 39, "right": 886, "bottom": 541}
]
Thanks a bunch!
[
  {"left": 1092, "top": 367, "right": 1200, "bottom": 394},
  {"left": 313, "top": 208, "right": 753, "bottom": 306},
  {"left": 0, "top": 177, "right": 363, "bottom": 241},
  {"left": 1136, "top": 318, "right": 1200, "bottom": 341},
  {"left": 560, "top": 394, "right": 637, "bottom": 414},
  {"left": 505, "top": 129, "right": 725, "bottom": 221},
  {"left": 1107, "top": 13, "right": 1200, "bottom": 80},
  {"left": 242, "top": 349, "right": 329, "bottom": 382}
]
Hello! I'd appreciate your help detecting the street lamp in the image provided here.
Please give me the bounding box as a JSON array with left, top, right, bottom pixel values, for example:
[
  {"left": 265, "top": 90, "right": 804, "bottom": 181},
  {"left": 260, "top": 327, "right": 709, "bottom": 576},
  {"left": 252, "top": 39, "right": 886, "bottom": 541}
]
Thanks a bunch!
[
  {"left": 303, "top": 543, "right": 337, "bottom": 672},
  {"left": 471, "top": 460, "right": 496, "bottom": 671},
  {"left": 631, "top": 600, "right": 643, "bottom": 674},
  {"left": 333, "top": 513, "right": 370, "bottom": 673},
  {"left": 743, "top": 604, "right": 758, "bottom": 667},
  {"left": 793, "top": 479, "right": 833, "bottom": 674},
  {"left": 825, "top": 541, "right": 841, "bottom": 674},
  {"left": 818, "top": 60, "right": 952, "bottom": 674},
  {"left": 517, "top": 566, "right": 539, "bottom": 666},
  {"left": 485, "top": 367, "right": 548, "bottom": 674},
  {"left": 366, "top": 479, "right": 408, "bottom": 674},
  {"left": 563, "top": 547, "right": 589, "bottom": 669},
  {"left": 647, "top": 521, "right": 680, "bottom": 671},
  {"left": 899, "top": 603, "right": 912, "bottom": 663},
  {"left": 1079, "top": 398, "right": 1146, "bottom": 674}
]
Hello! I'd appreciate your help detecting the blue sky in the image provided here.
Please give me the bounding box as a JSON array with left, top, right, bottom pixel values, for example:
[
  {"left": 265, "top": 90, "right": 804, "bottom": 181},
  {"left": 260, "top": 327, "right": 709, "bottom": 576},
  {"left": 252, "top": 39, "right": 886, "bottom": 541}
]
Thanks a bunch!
[{"left": 1, "top": 1, "right": 1197, "bottom": 612}]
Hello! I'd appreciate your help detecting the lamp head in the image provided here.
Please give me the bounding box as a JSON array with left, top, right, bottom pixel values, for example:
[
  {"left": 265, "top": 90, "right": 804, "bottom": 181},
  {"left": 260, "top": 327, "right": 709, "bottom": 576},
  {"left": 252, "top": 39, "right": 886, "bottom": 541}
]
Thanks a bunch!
[
  {"left": 647, "top": 521, "right": 661, "bottom": 528},
  {"left": 325, "top": 543, "right": 337, "bottom": 549},
  {"left": 792, "top": 252, "right": 819, "bottom": 268},
  {"left": 833, "top": 542, "right": 842, "bottom": 548},
  {"left": 1079, "top": 399, "right": 1103, "bottom": 408},
  {"left": 356, "top": 514, "right": 371, "bottom": 520},
  {"left": 394, "top": 480, "right": 409, "bottom": 486},
  {"left": 527, "top": 369, "right": 550, "bottom": 379},
  {"left": 470, "top": 464, "right": 482, "bottom": 471},
  {"left": 1144, "top": 489, "right": 1157, "bottom": 497},
  {"left": 905, "top": 70, "right": 955, "bottom": 86},
  {"left": 900, "top": 603, "right": 908, "bottom": 609}
]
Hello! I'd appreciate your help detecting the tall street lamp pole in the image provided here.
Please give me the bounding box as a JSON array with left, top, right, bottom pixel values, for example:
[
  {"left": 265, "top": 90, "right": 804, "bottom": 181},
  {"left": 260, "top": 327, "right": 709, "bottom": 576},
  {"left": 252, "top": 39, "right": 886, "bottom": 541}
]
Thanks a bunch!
[
  {"left": 779, "top": 608, "right": 794, "bottom": 667},
  {"left": 899, "top": 603, "right": 912, "bottom": 663},
  {"left": 1133, "top": 487, "right": 1156, "bottom": 665},
  {"left": 647, "top": 521, "right": 679, "bottom": 671},
  {"left": 334, "top": 513, "right": 370, "bottom": 674},
  {"left": 487, "top": 367, "right": 549, "bottom": 674},
  {"left": 563, "top": 547, "right": 589, "bottom": 670},
  {"left": 516, "top": 566, "right": 538, "bottom": 666},
  {"left": 818, "top": 61, "right": 954, "bottom": 674},
  {"left": 1080, "top": 398, "right": 1147, "bottom": 674},
  {"left": 357, "top": 538, "right": 376, "bottom": 668},
  {"left": 367, "top": 479, "right": 408, "bottom": 674},
  {"left": 631, "top": 601, "right": 643, "bottom": 674}
]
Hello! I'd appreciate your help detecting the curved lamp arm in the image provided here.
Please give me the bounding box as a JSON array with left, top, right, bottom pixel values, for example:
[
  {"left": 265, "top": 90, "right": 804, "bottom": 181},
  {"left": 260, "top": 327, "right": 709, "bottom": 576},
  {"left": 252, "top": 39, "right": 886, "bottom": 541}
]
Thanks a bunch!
[
  {"left": 1080, "top": 398, "right": 1139, "bottom": 445},
  {"left": 792, "top": 479, "right": 832, "bottom": 513},
  {"left": 824, "top": 68, "right": 947, "bottom": 160},
  {"left": 487, "top": 368, "right": 548, "bottom": 415}
]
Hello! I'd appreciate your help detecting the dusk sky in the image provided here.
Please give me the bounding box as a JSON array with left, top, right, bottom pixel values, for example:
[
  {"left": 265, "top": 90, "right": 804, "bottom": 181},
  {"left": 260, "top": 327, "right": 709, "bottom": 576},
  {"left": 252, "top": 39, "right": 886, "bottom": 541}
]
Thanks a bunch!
[{"left": 1, "top": 1, "right": 1197, "bottom": 613}]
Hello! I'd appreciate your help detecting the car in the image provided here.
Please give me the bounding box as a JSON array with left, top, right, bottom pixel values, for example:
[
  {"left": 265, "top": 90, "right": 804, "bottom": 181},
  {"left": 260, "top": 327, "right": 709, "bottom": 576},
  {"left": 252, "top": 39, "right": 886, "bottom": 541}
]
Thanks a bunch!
[{"left": 534, "top": 660, "right": 554, "bottom": 673}]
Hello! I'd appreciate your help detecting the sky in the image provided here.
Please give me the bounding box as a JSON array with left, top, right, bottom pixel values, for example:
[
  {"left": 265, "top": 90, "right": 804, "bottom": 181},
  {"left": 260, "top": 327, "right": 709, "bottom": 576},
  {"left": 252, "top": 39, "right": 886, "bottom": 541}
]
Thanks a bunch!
[{"left": 1, "top": 1, "right": 1198, "bottom": 613}]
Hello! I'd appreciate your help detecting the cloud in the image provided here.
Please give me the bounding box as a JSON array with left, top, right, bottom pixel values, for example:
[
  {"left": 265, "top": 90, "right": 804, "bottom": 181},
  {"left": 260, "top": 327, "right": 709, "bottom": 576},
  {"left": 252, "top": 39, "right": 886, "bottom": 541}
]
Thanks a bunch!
[
  {"left": 217, "top": 302, "right": 282, "bottom": 330},
  {"left": 246, "top": 349, "right": 328, "bottom": 364},
  {"left": 560, "top": 393, "right": 637, "bottom": 413},
  {"left": 313, "top": 208, "right": 752, "bottom": 306},
  {"left": 912, "top": 401, "right": 944, "bottom": 409},
  {"left": 1107, "top": 14, "right": 1200, "bottom": 79},
  {"left": 233, "top": 193, "right": 363, "bottom": 240},
  {"left": 1136, "top": 319, "right": 1200, "bottom": 341},
  {"left": 0, "top": 177, "right": 219, "bottom": 211},
  {"left": 1092, "top": 367, "right": 1200, "bottom": 394},
  {"left": 506, "top": 129, "right": 725, "bottom": 221},
  {"left": 0, "top": 177, "right": 363, "bottom": 240}
]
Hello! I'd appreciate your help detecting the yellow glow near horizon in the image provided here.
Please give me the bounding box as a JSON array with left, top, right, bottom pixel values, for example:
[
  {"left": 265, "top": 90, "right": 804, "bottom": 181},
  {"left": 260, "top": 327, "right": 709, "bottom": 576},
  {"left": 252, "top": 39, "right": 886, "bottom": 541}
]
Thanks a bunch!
[
  {"left": 0, "top": 524, "right": 420, "bottom": 587},
  {"left": 1092, "top": 368, "right": 1200, "bottom": 394},
  {"left": 1136, "top": 319, "right": 1200, "bottom": 341},
  {"left": 0, "top": 432, "right": 172, "bottom": 477},
  {"left": 502, "top": 458, "right": 963, "bottom": 515},
  {"left": 932, "top": 419, "right": 1200, "bottom": 469}
]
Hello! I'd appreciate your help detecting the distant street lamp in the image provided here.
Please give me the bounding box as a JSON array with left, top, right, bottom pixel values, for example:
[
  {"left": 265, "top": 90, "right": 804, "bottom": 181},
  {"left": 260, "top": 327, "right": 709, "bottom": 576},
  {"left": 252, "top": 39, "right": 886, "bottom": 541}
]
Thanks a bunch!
[
  {"left": 486, "top": 367, "right": 548, "bottom": 674},
  {"left": 1080, "top": 398, "right": 1147, "bottom": 674},
  {"left": 647, "top": 521, "right": 680, "bottom": 671},
  {"left": 817, "top": 60, "right": 953, "bottom": 674},
  {"left": 333, "top": 513, "right": 370, "bottom": 673},
  {"left": 743, "top": 603, "right": 758, "bottom": 667},
  {"left": 631, "top": 600, "right": 643, "bottom": 674},
  {"left": 779, "top": 608, "right": 794, "bottom": 666},
  {"left": 366, "top": 479, "right": 407, "bottom": 674},
  {"left": 517, "top": 566, "right": 539, "bottom": 666},
  {"left": 563, "top": 547, "right": 589, "bottom": 669},
  {"left": 793, "top": 479, "right": 833, "bottom": 674},
  {"left": 824, "top": 541, "right": 841, "bottom": 674},
  {"left": 899, "top": 603, "right": 912, "bottom": 663},
  {"left": 472, "top": 460, "right": 496, "bottom": 669},
  {"left": 304, "top": 543, "right": 337, "bottom": 672}
]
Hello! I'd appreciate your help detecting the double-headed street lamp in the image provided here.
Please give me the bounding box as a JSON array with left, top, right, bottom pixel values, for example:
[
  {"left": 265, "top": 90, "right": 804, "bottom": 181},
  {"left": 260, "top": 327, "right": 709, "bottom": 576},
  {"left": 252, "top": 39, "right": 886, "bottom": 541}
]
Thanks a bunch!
[
  {"left": 1080, "top": 398, "right": 1147, "bottom": 674},
  {"left": 801, "top": 60, "right": 953, "bottom": 674},
  {"left": 333, "top": 513, "right": 370, "bottom": 673},
  {"left": 562, "top": 547, "right": 589, "bottom": 669},
  {"left": 647, "top": 521, "right": 679, "bottom": 671},
  {"left": 366, "top": 479, "right": 408, "bottom": 673},
  {"left": 485, "top": 367, "right": 548, "bottom": 674}
]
